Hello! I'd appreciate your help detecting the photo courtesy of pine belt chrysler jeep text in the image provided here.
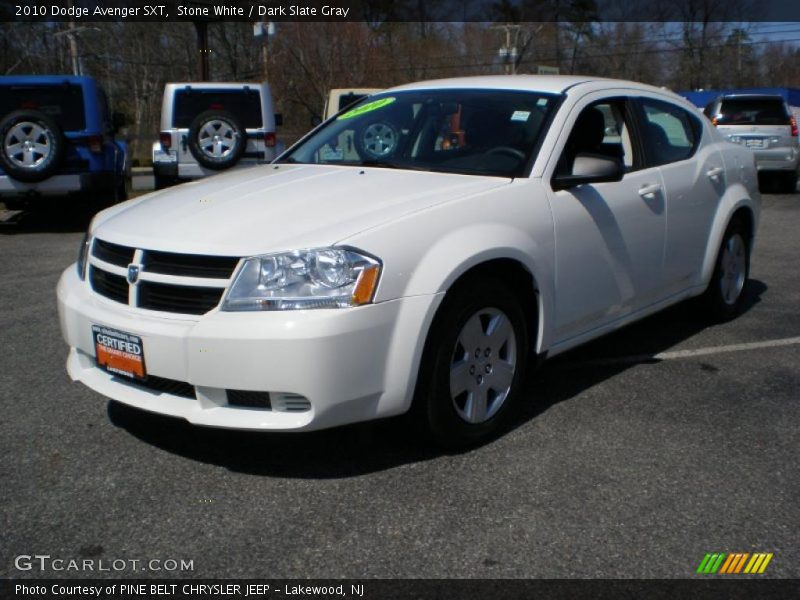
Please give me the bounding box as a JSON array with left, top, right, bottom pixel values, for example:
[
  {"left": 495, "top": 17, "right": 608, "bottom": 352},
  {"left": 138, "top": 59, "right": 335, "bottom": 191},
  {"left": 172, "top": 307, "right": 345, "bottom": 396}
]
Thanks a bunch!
[{"left": 57, "top": 76, "right": 760, "bottom": 447}]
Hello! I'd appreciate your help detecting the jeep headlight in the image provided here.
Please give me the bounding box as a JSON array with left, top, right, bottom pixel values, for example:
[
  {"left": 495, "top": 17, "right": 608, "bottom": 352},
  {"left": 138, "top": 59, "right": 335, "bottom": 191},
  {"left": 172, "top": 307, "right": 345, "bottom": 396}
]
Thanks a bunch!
[{"left": 222, "top": 247, "right": 381, "bottom": 311}]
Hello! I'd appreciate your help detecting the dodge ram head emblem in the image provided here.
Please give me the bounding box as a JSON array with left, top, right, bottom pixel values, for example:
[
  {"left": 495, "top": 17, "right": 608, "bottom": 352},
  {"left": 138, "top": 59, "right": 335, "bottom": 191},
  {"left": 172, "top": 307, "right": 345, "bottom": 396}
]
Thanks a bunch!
[{"left": 127, "top": 264, "right": 140, "bottom": 285}]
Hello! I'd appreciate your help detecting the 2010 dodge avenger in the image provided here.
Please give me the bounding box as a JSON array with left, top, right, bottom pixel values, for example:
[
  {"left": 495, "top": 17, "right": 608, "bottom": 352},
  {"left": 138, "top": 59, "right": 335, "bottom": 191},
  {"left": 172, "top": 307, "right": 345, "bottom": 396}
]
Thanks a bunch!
[{"left": 57, "top": 76, "right": 760, "bottom": 446}]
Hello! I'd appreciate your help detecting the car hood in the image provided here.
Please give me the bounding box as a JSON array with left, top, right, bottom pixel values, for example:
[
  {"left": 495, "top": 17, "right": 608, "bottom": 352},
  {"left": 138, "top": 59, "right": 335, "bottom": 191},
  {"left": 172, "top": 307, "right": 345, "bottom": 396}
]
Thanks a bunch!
[{"left": 94, "top": 165, "right": 510, "bottom": 256}]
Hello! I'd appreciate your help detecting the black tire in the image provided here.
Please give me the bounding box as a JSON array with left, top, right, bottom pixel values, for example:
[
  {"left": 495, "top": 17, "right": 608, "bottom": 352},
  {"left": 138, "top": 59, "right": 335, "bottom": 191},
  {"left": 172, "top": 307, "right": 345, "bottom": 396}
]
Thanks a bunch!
[
  {"left": 781, "top": 171, "right": 797, "bottom": 194},
  {"left": 0, "top": 110, "right": 66, "bottom": 182},
  {"left": 702, "top": 217, "right": 751, "bottom": 322},
  {"left": 187, "top": 110, "right": 246, "bottom": 170},
  {"left": 154, "top": 171, "right": 177, "bottom": 190},
  {"left": 355, "top": 120, "right": 399, "bottom": 160},
  {"left": 115, "top": 173, "right": 131, "bottom": 202},
  {"left": 414, "top": 278, "right": 529, "bottom": 449}
]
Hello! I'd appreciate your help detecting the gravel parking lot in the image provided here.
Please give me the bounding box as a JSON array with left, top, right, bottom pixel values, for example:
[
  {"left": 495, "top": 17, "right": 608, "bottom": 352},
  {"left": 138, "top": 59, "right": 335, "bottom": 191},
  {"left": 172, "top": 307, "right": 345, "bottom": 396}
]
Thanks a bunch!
[{"left": 1, "top": 193, "right": 798, "bottom": 579}]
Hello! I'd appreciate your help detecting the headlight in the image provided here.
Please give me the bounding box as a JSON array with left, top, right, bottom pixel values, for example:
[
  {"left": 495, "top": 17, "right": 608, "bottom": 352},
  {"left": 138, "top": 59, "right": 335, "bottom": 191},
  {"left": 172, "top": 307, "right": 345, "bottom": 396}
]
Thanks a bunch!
[
  {"left": 77, "top": 232, "right": 91, "bottom": 280},
  {"left": 222, "top": 247, "right": 381, "bottom": 311}
]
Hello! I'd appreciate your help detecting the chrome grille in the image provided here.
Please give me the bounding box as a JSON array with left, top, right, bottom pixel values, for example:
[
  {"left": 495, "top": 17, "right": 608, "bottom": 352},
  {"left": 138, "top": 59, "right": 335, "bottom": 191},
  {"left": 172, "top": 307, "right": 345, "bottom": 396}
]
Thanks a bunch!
[{"left": 88, "top": 239, "right": 240, "bottom": 315}]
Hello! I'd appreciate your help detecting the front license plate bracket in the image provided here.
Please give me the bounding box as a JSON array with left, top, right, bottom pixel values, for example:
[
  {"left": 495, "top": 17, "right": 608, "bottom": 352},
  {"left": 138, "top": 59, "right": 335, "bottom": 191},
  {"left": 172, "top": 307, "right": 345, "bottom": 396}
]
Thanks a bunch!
[{"left": 92, "top": 324, "right": 146, "bottom": 380}]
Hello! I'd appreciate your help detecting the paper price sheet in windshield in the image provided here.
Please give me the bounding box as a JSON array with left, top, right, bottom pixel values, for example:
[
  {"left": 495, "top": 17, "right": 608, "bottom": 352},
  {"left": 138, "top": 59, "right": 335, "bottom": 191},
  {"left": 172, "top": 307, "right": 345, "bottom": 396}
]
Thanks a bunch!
[{"left": 10, "top": 582, "right": 366, "bottom": 599}]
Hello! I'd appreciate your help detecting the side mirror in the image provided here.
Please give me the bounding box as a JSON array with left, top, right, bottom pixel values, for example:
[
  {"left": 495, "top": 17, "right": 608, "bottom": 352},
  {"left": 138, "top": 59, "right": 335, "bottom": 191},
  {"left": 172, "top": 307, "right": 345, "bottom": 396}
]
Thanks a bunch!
[
  {"left": 552, "top": 153, "right": 624, "bottom": 190},
  {"left": 310, "top": 115, "right": 322, "bottom": 127},
  {"left": 274, "top": 113, "right": 283, "bottom": 127}
]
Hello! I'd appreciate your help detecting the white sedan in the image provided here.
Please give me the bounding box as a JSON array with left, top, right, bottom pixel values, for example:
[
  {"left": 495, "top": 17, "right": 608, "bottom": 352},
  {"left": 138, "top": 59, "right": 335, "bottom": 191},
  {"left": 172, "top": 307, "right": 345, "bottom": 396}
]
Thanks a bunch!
[{"left": 57, "top": 76, "right": 760, "bottom": 447}]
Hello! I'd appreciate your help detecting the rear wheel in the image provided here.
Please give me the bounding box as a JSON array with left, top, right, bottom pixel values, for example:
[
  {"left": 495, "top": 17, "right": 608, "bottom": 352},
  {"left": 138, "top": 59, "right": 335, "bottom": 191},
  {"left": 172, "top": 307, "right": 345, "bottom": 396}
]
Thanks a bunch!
[
  {"left": 114, "top": 173, "right": 131, "bottom": 203},
  {"left": 415, "top": 279, "right": 529, "bottom": 448},
  {"left": 0, "top": 110, "right": 65, "bottom": 182},
  {"left": 780, "top": 171, "right": 797, "bottom": 194},
  {"left": 154, "top": 172, "right": 178, "bottom": 190},
  {"left": 702, "top": 217, "right": 750, "bottom": 321}
]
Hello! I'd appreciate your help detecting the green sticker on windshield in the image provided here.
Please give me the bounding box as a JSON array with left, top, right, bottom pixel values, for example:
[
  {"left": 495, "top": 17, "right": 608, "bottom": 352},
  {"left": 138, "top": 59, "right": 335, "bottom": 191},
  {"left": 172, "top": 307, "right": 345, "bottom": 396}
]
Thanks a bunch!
[{"left": 337, "top": 97, "right": 396, "bottom": 120}]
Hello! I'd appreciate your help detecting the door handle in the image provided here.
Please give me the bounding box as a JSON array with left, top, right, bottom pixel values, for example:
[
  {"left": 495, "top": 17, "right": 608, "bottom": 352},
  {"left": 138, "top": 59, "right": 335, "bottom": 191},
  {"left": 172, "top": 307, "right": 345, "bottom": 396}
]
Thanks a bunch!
[
  {"left": 638, "top": 183, "right": 661, "bottom": 197},
  {"left": 706, "top": 166, "right": 724, "bottom": 179}
]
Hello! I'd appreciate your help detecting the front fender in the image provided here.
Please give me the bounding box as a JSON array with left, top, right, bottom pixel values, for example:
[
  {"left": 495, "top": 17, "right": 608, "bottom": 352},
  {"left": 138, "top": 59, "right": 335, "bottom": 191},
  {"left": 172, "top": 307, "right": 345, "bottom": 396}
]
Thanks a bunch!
[{"left": 403, "top": 223, "right": 553, "bottom": 354}]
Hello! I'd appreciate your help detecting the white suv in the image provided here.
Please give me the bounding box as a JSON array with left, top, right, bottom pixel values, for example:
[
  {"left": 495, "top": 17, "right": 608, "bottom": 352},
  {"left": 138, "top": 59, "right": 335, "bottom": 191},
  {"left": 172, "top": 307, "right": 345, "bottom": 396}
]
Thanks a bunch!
[
  {"left": 152, "top": 82, "right": 282, "bottom": 189},
  {"left": 59, "top": 76, "right": 760, "bottom": 448}
]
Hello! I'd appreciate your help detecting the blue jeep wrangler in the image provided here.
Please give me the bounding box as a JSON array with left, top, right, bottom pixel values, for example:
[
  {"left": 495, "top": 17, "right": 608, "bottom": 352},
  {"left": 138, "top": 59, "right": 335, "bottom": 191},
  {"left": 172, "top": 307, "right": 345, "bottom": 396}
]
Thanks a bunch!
[{"left": 0, "top": 75, "right": 130, "bottom": 210}]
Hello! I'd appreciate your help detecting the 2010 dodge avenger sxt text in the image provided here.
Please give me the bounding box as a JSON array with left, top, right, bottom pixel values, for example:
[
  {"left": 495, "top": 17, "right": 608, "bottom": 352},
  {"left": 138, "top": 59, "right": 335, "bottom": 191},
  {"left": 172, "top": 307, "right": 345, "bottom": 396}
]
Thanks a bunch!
[{"left": 57, "top": 76, "right": 760, "bottom": 447}]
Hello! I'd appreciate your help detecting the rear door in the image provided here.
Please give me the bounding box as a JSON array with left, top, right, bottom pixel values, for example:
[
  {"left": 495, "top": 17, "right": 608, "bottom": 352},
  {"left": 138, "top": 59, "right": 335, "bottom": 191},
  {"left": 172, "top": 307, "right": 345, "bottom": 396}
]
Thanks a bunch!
[{"left": 636, "top": 96, "right": 725, "bottom": 293}]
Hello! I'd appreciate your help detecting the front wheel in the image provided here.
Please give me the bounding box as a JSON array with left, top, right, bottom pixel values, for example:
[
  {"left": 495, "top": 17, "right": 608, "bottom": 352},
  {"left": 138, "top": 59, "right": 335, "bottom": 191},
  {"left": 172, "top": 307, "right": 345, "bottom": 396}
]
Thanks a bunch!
[
  {"left": 415, "top": 280, "right": 529, "bottom": 449},
  {"left": 702, "top": 217, "right": 750, "bottom": 321}
]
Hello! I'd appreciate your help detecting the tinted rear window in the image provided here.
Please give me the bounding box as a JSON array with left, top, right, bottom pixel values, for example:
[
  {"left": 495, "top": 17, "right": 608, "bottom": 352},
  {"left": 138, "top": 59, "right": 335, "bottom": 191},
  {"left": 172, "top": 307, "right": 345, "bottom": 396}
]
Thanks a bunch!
[
  {"left": 0, "top": 84, "right": 86, "bottom": 131},
  {"left": 716, "top": 98, "right": 790, "bottom": 125},
  {"left": 173, "top": 89, "right": 262, "bottom": 128}
]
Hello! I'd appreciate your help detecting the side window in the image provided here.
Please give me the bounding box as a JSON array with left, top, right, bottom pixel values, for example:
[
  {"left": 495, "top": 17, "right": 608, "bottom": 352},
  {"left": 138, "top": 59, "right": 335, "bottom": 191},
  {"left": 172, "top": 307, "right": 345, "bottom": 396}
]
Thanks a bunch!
[
  {"left": 557, "top": 99, "right": 637, "bottom": 175},
  {"left": 640, "top": 98, "right": 701, "bottom": 166}
]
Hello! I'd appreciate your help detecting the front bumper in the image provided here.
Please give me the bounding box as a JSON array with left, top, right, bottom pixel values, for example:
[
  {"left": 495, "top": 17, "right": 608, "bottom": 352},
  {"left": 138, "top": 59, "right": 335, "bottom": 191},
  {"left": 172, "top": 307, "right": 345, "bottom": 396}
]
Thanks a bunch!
[{"left": 57, "top": 266, "right": 441, "bottom": 431}]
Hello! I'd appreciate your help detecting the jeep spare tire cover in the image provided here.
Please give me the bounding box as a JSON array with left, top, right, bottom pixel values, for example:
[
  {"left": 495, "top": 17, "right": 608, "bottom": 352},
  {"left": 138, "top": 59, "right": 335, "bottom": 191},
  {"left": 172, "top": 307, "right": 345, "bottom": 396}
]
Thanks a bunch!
[
  {"left": 188, "top": 110, "right": 246, "bottom": 170},
  {"left": 0, "top": 110, "right": 66, "bottom": 182}
]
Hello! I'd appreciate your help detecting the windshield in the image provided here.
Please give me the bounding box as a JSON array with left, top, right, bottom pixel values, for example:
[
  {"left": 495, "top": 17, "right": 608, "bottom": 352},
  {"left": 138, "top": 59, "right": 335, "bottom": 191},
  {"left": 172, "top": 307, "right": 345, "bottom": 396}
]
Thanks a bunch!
[{"left": 281, "top": 89, "right": 559, "bottom": 177}]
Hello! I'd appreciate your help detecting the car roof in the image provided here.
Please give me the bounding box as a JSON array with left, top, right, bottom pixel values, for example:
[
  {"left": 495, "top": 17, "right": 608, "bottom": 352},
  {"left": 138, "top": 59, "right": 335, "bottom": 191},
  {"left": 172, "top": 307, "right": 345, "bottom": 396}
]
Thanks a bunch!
[
  {"left": 717, "top": 94, "right": 785, "bottom": 101},
  {"left": 0, "top": 75, "right": 95, "bottom": 86},
  {"left": 385, "top": 75, "right": 677, "bottom": 97},
  {"left": 165, "top": 82, "right": 270, "bottom": 91}
]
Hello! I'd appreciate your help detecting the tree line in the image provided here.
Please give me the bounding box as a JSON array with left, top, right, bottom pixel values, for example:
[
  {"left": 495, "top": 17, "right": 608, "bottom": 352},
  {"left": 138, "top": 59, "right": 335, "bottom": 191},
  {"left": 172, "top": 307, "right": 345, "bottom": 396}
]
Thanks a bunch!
[{"left": 2, "top": 18, "right": 798, "bottom": 162}]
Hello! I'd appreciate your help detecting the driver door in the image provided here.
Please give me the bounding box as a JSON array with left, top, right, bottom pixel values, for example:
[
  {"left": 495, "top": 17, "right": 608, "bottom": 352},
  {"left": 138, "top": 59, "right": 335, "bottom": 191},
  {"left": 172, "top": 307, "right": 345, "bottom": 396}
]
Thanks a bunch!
[{"left": 546, "top": 96, "right": 668, "bottom": 344}]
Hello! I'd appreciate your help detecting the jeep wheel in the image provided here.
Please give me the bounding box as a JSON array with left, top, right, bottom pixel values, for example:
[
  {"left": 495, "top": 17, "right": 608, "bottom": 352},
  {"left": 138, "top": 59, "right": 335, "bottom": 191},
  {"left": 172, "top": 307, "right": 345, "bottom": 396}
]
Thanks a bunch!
[
  {"left": 188, "top": 110, "right": 246, "bottom": 171},
  {"left": 356, "top": 121, "right": 399, "bottom": 159},
  {"left": 0, "top": 110, "right": 66, "bottom": 182}
]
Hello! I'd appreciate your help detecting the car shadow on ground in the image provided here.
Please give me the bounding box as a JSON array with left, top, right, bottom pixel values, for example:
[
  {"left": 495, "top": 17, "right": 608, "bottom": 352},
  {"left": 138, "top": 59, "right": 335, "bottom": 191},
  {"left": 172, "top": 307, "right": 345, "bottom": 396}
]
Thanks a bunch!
[
  {"left": 516, "top": 279, "right": 767, "bottom": 426},
  {"left": 106, "top": 280, "right": 767, "bottom": 479},
  {"left": 0, "top": 205, "right": 94, "bottom": 234}
]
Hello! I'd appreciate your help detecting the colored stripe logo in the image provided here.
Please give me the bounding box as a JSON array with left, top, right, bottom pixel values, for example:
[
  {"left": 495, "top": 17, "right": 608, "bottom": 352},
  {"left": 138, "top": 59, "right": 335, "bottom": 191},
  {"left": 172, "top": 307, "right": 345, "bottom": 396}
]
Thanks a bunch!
[{"left": 697, "top": 552, "right": 773, "bottom": 574}]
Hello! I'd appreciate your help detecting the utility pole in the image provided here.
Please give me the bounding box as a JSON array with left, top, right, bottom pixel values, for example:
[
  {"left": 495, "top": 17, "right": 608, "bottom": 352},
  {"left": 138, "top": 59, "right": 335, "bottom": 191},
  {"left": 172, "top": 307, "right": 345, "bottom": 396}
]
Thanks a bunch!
[
  {"left": 494, "top": 24, "right": 520, "bottom": 75},
  {"left": 253, "top": 21, "right": 275, "bottom": 81},
  {"left": 194, "top": 21, "right": 210, "bottom": 81},
  {"left": 66, "top": 0, "right": 81, "bottom": 75}
]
